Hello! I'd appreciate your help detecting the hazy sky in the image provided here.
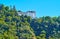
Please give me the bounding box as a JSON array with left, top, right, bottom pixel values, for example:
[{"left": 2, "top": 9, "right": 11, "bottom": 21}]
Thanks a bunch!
[{"left": 0, "top": 0, "right": 60, "bottom": 17}]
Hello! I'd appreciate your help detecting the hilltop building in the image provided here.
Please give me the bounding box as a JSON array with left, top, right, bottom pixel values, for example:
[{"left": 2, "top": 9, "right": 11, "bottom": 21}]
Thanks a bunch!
[
  {"left": 18, "top": 11, "right": 36, "bottom": 19},
  {"left": 0, "top": 4, "right": 36, "bottom": 18}
]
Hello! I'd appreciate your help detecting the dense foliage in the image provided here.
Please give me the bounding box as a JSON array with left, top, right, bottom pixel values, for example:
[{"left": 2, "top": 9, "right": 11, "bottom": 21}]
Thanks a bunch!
[{"left": 0, "top": 4, "right": 60, "bottom": 39}]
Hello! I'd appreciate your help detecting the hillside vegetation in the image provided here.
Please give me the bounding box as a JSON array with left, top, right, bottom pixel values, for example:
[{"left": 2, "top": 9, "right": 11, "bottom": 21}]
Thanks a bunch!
[{"left": 0, "top": 4, "right": 60, "bottom": 39}]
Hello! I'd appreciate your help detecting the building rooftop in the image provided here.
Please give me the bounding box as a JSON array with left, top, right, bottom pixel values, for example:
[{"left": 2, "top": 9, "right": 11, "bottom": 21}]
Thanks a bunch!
[{"left": 27, "top": 11, "right": 35, "bottom": 13}]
